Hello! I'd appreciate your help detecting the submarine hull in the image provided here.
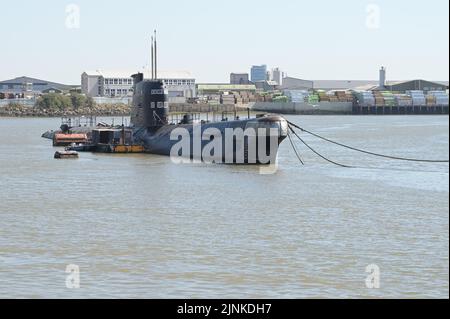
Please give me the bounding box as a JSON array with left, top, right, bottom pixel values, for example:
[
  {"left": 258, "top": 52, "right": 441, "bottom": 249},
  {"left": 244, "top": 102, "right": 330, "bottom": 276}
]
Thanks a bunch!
[{"left": 134, "top": 115, "right": 288, "bottom": 164}]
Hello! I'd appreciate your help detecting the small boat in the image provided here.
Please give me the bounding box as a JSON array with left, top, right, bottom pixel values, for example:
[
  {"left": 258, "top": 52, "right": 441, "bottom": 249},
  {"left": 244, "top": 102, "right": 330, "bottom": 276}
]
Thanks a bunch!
[
  {"left": 54, "top": 151, "right": 79, "bottom": 159},
  {"left": 53, "top": 133, "right": 88, "bottom": 147}
]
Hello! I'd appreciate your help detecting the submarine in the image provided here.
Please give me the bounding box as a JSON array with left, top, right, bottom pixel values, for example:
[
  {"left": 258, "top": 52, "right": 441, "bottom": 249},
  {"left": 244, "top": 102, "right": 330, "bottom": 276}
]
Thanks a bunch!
[{"left": 67, "top": 33, "right": 289, "bottom": 164}]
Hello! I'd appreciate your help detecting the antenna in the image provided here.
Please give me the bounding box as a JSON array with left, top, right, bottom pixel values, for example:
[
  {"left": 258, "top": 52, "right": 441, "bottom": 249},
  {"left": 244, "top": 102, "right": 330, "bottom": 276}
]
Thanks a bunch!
[
  {"left": 154, "top": 30, "right": 158, "bottom": 80},
  {"left": 151, "top": 36, "right": 154, "bottom": 80},
  {"left": 149, "top": 30, "right": 158, "bottom": 80}
]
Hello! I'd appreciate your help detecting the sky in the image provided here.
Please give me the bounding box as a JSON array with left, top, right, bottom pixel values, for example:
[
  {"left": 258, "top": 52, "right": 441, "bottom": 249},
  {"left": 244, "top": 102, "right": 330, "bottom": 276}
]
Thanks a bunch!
[{"left": 0, "top": 0, "right": 448, "bottom": 84}]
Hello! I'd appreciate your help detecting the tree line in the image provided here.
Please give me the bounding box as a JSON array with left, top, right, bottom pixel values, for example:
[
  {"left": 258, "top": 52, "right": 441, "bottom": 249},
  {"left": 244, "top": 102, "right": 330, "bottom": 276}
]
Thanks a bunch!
[{"left": 35, "top": 93, "right": 95, "bottom": 110}]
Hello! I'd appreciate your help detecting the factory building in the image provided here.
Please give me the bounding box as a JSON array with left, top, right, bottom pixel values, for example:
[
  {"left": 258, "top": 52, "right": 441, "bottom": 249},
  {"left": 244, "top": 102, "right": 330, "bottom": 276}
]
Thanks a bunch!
[
  {"left": 280, "top": 67, "right": 448, "bottom": 92},
  {"left": 370, "top": 67, "right": 448, "bottom": 93},
  {"left": 254, "top": 81, "right": 279, "bottom": 92},
  {"left": 81, "top": 70, "right": 196, "bottom": 103},
  {"left": 0, "top": 76, "right": 76, "bottom": 98},
  {"left": 281, "top": 77, "right": 314, "bottom": 91},
  {"left": 250, "top": 65, "right": 267, "bottom": 83},
  {"left": 271, "top": 68, "right": 283, "bottom": 86},
  {"left": 313, "top": 80, "right": 379, "bottom": 91},
  {"left": 230, "top": 73, "right": 250, "bottom": 85},
  {"left": 382, "top": 80, "right": 448, "bottom": 93},
  {"left": 306, "top": 79, "right": 448, "bottom": 92}
]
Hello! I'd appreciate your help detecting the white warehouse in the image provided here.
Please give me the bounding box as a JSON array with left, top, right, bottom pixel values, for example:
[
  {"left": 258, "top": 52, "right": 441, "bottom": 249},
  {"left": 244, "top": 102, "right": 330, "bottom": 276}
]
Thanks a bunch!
[{"left": 81, "top": 70, "right": 196, "bottom": 103}]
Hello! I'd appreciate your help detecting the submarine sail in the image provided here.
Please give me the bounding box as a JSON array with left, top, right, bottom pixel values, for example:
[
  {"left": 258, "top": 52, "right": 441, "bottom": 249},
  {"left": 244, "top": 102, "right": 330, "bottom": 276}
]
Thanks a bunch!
[{"left": 131, "top": 31, "right": 168, "bottom": 129}]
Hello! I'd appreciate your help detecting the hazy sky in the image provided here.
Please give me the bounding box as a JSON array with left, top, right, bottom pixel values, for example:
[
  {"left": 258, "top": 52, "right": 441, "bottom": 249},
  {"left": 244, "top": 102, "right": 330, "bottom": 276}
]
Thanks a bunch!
[{"left": 1, "top": 0, "right": 448, "bottom": 84}]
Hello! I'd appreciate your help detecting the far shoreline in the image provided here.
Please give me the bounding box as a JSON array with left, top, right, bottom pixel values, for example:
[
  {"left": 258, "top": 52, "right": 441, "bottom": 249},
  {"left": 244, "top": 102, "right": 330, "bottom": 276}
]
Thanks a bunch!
[
  {"left": 0, "top": 102, "right": 132, "bottom": 119},
  {"left": 0, "top": 113, "right": 131, "bottom": 119}
]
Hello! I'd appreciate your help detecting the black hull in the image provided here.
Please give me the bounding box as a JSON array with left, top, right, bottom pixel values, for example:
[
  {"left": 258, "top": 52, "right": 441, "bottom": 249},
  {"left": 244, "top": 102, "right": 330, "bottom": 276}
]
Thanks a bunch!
[{"left": 134, "top": 115, "right": 288, "bottom": 164}]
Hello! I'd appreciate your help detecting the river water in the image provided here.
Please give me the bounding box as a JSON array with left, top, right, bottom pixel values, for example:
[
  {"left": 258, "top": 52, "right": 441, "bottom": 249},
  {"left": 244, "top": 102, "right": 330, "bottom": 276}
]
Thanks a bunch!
[{"left": 0, "top": 115, "right": 448, "bottom": 299}]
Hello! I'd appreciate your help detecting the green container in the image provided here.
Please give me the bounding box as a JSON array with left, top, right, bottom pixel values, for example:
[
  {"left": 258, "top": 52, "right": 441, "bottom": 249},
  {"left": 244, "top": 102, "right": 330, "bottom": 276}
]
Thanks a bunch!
[{"left": 308, "top": 95, "right": 319, "bottom": 103}]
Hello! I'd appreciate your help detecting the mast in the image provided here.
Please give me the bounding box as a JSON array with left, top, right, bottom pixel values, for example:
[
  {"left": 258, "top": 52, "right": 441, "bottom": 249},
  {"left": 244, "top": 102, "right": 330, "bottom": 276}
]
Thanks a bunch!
[
  {"left": 151, "top": 36, "right": 154, "bottom": 80},
  {"left": 154, "top": 30, "right": 158, "bottom": 80}
]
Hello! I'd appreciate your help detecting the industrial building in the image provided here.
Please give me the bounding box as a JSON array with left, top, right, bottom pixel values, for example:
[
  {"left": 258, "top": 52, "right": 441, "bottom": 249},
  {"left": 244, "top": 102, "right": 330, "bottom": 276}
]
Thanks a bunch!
[
  {"left": 271, "top": 68, "right": 283, "bottom": 86},
  {"left": 0, "top": 76, "right": 76, "bottom": 98},
  {"left": 279, "top": 67, "right": 448, "bottom": 92},
  {"left": 311, "top": 80, "right": 378, "bottom": 91},
  {"left": 81, "top": 70, "right": 196, "bottom": 103},
  {"left": 287, "top": 79, "right": 448, "bottom": 92},
  {"left": 230, "top": 73, "right": 250, "bottom": 85},
  {"left": 381, "top": 80, "right": 448, "bottom": 93},
  {"left": 281, "top": 77, "right": 314, "bottom": 91},
  {"left": 254, "top": 81, "right": 279, "bottom": 92},
  {"left": 366, "top": 67, "right": 449, "bottom": 92},
  {"left": 313, "top": 67, "right": 448, "bottom": 92},
  {"left": 250, "top": 65, "right": 267, "bottom": 83}
]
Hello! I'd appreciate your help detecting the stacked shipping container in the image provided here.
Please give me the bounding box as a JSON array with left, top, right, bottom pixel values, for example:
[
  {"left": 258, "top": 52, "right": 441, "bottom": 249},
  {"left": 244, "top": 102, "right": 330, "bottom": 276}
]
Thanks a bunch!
[
  {"left": 395, "top": 94, "right": 413, "bottom": 107},
  {"left": 355, "top": 91, "right": 375, "bottom": 106},
  {"left": 406, "top": 91, "right": 426, "bottom": 106},
  {"left": 427, "top": 91, "right": 449, "bottom": 106}
]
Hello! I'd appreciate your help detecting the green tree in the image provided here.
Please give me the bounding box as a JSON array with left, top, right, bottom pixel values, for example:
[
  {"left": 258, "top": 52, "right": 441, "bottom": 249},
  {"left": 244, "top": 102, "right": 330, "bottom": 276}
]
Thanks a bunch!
[
  {"left": 85, "top": 96, "right": 95, "bottom": 109},
  {"left": 36, "top": 93, "right": 96, "bottom": 111},
  {"left": 36, "top": 93, "right": 72, "bottom": 110},
  {"left": 70, "top": 93, "right": 87, "bottom": 110}
]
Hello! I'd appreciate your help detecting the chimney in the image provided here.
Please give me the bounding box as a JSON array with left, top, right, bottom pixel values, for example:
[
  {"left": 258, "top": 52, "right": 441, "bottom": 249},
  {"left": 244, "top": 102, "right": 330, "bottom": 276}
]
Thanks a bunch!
[{"left": 379, "top": 66, "right": 386, "bottom": 88}]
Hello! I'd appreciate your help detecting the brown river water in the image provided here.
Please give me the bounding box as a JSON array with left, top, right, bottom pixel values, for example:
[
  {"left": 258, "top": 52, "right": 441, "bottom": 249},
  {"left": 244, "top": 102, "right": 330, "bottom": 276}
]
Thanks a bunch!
[{"left": 0, "top": 115, "right": 448, "bottom": 298}]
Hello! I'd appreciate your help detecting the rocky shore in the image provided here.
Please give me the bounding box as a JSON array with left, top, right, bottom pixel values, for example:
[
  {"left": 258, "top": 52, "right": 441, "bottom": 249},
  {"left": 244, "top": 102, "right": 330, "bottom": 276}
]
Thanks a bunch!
[
  {"left": 0, "top": 103, "right": 251, "bottom": 118},
  {"left": 0, "top": 103, "right": 131, "bottom": 117}
]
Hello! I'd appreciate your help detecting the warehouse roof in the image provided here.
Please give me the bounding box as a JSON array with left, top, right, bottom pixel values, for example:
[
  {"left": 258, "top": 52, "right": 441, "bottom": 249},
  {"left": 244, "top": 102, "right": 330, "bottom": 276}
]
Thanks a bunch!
[
  {"left": 386, "top": 79, "right": 449, "bottom": 87},
  {"left": 313, "top": 79, "right": 449, "bottom": 90},
  {"left": 358, "top": 80, "right": 450, "bottom": 91},
  {"left": 197, "top": 84, "right": 256, "bottom": 91},
  {"left": 313, "top": 80, "right": 379, "bottom": 90},
  {"left": 0, "top": 76, "right": 74, "bottom": 89}
]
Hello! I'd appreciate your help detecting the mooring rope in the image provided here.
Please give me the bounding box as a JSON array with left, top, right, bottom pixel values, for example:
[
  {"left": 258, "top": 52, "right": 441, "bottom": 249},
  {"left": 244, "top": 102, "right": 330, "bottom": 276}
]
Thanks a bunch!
[
  {"left": 287, "top": 130, "right": 305, "bottom": 165},
  {"left": 289, "top": 126, "right": 353, "bottom": 168},
  {"left": 287, "top": 121, "right": 450, "bottom": 164}
]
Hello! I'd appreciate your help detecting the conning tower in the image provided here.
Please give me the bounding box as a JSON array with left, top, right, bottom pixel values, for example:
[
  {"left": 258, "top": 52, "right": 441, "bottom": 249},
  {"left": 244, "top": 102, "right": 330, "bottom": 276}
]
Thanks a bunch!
[{"left": 131, "top": 31, "right": 168, "bottom": 129}]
